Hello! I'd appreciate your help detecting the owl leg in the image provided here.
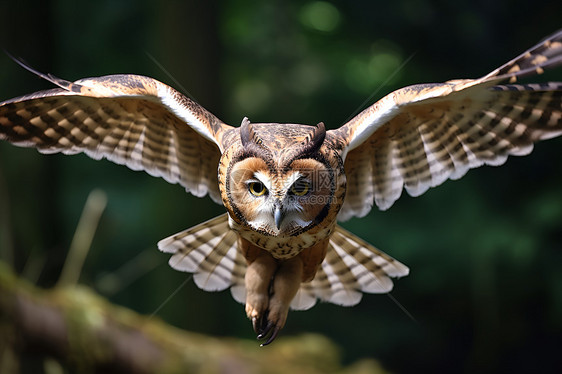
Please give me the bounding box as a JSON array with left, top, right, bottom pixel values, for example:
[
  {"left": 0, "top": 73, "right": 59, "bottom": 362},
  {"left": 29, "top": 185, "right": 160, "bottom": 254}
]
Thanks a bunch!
[
  {"left": 244, "top": 250, "right": 277, "bottom": 334},
  {"left": 258, "top": 256, "right": 303, "bottom": 346}
]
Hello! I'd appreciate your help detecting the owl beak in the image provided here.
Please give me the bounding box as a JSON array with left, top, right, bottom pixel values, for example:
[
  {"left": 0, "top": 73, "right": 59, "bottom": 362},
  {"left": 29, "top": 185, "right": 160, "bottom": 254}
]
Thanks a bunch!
[{"left": 274, "top": 206, "right": 284, "bottom": 230}]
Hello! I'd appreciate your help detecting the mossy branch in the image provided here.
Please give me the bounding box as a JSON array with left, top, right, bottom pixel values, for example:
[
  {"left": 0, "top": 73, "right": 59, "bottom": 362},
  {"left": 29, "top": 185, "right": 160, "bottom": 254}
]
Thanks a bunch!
[{"left": 0, "top": 261, "right": 386, "bottom": 374}]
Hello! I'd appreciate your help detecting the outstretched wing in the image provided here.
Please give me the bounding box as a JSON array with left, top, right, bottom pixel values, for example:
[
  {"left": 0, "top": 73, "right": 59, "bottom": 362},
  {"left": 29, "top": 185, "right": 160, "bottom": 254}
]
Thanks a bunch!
[
  {"left": 331, "top": 30, "right": 562, "bottom": 220},
  {"left": 0, "top": 66, "right": 234, "bottom": 203}
]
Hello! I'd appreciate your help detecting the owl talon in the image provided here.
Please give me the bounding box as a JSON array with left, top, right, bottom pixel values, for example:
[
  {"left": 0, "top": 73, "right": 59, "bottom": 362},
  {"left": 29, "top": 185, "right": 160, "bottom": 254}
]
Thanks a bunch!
[
  {"left": 252, "top": 315, "right": 268, "bottom": 335},
  {"left": 256, "top": 319, "right": 273, "bottom": 340},
  {"left": 252, "top": 317, "right": 260, "bottom": 334},
  {"left": 257, "top": 320, "right": 281, "bottom": 346}
]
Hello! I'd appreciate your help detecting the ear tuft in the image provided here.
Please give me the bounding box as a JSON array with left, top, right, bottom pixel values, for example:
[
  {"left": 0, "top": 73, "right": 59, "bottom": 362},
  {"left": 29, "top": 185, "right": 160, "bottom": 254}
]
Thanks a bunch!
[{"left": 300, "top": 122, "right": 326, "bottom": 156}]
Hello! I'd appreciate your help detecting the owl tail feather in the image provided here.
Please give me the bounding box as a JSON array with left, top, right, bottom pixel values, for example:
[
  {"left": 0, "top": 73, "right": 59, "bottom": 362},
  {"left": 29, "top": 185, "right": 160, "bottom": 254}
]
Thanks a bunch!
[
  {"left": 290, "top": 225, "right": 409, "bottom": 310},
  {"left": 158, "top": 214, "right": 409, "bottom": 312},
  {"left": 158, "top": 214, "right": 247, "bottom": 301}
]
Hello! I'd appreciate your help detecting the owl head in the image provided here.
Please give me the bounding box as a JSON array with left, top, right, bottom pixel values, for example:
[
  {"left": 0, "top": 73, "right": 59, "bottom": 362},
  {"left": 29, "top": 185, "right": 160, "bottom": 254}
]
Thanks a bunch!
[{"left": 219, "top": 118, "right": 346, "bottom": 238}]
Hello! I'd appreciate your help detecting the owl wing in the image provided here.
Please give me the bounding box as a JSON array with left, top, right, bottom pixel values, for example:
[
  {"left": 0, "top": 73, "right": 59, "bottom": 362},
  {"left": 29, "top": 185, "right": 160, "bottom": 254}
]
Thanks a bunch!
[
  {"left": 331, "top": 30, "right": 562, "bottom": 220},
  {"left": 0, "top": 64, "right": 233, "bottom": 203}
]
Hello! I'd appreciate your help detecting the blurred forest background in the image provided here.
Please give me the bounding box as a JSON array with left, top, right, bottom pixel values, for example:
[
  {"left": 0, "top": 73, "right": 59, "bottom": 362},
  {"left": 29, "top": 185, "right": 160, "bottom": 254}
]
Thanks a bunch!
[{"left": 0, "top": 0, "right": 561, "bottom": 373}]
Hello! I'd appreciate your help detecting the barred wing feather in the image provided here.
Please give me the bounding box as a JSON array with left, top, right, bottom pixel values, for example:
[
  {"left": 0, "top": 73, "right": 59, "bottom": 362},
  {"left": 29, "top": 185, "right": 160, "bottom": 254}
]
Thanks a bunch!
[
  {"left": 335, "top": 29, "right": 562, "bottom": 220},
  {"left": 158, "top": 214, "right": 246, "bottom": 295},
  {"left": 291, "top": 225, "right": 409, "bottom": 310},
  {"left": 159, "top": 218, "right": 408, "bottom": 311},
  {"left": 0, "top": 72, "right": 232, "bottom": 203}
]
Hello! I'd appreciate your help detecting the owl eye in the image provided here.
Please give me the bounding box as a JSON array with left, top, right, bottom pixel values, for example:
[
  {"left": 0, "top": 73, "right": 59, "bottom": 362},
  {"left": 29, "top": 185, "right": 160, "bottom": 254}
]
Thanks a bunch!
[
  {"left": 248, "top": 181, "right": 267, "bottom": 196},
  {"left": 290, "top": 180, "right": 310, "bottom": 196}
]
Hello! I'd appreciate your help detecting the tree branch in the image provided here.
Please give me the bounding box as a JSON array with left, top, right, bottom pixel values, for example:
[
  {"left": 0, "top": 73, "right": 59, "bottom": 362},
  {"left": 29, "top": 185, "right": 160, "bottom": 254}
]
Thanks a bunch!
[{"left": 0, "top": 261, "right": 387, "bottom": 374}]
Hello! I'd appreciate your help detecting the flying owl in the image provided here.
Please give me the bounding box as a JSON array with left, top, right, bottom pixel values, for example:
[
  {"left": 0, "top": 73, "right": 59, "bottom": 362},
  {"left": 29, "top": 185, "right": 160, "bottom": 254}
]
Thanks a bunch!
[{"left": 1, "top": 30, "right": 562, "bottom": 345}]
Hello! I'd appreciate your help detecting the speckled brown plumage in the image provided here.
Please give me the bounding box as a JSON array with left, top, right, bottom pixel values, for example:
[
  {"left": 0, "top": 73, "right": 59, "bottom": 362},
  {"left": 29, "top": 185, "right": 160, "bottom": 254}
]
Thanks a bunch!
[{"left": 1, "top": 30, "right": 562, "bottom": 345}]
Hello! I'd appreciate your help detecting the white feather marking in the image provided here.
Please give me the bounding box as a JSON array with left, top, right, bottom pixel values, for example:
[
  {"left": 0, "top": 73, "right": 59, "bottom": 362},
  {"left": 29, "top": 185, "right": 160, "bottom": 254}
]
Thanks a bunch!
[
  {"left": 157, "top": 85, "right": 218, "bottom": 146},
  {"left": 319, "top": 252, "right": 363, "bottom": 306},
  {"left": 538, "top": 130, "right": 562, "bottom": 140},
  {"left": 338, "top": 229, "right": 409, "bottom": 277},
  {"left": 376, "top": 142, "right": 404, "bottom": 210},
  {"left": 328, "top": 288, "right": 363, "bottom": 306},
  {"left": 230, "top": 284, "right": 246, "bottom": 305},
  {"left": 290, "top": 288, "right": 318, "bottom": 310},
  {"left": 166, "top": 130, "right": 181, "bottom": 184},
  {"left": 165, "top": 228, "right": 214, "bottom": 271},
  {"left": 448, "top": 142, "right": 472, "bottom": 180},
  {"left": 419, "top": 127, "right": 451, "bottom": 189},
  {"left": 281, "top": 171, "right": 303, "bottom": 192},
  {"left": 194, "top": 253, "right": 233, "bottom": 292},
  {"left": 252, "top": 171, "right": 273, "bottom": 191},
  {"left": 333, "top": 240, "right": 393, "bottom": 293},
  {"left": 347, "top": 97, "right": 401, "bottom": 152},
  {"left": 159, "top": 215, "right": 244, "bottom": 293},
  {"left": 168, "top": 252, "right": 198, "bottom": 273}
]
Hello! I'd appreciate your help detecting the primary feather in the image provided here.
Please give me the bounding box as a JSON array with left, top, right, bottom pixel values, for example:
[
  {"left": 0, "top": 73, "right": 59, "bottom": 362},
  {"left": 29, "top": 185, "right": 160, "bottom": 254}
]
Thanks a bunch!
[{"left": 334, "top": 30, "right": 562, "bottom": 219}]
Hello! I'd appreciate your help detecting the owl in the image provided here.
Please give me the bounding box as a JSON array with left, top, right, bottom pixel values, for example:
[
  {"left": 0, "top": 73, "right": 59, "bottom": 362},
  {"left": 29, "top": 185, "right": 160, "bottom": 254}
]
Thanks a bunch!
[{"left": 1, "top": 30, "right": 562, "bottom": 345}]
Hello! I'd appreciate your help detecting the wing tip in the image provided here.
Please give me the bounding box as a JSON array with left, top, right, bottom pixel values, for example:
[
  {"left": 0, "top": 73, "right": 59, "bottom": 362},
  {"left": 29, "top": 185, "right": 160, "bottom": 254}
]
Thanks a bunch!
[{"left": 5, "top": 52, "right": 74, "bottom": 90}]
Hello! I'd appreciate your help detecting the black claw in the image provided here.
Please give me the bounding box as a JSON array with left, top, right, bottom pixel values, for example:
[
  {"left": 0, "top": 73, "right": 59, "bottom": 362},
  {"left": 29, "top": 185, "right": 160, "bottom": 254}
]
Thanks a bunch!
[
  {"left": 252, "top": 317, "right": 261, "bottom": 335},
  {"left": 260, "top": 326, "right": 281, "bottom": 346},
  {"left": 251, "top": 310, "right": 283, "bottom": 346},
  {"left": 256, "top": 320, "right": 274, "bottom": 340},
  {"left": 256, "top": 319, "right": 281, "bottom": 346},
  {"left": 252, "top": 313, "right": 268, "bottom": 335}
]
